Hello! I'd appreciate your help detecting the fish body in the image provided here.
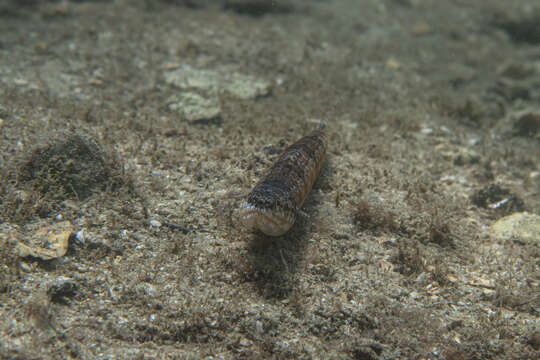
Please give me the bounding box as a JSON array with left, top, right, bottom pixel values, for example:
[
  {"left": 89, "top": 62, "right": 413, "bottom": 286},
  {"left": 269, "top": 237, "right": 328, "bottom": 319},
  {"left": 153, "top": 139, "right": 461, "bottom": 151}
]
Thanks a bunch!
[{"left": 240, "top": 123, "right": 327, "bottom": 236}]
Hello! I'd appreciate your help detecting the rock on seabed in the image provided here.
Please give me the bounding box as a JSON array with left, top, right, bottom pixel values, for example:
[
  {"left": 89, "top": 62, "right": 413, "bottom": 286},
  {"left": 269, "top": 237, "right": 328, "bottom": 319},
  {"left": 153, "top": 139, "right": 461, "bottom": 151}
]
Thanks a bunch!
[{"left": 489, "top": 212, "right": 540, "bottom": 244}]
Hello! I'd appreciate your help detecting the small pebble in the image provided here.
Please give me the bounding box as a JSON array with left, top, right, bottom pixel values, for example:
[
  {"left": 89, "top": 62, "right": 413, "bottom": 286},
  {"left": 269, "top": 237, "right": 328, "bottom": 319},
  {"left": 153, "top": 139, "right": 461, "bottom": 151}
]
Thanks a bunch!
[
  {"left": 386, "top": 57, "right": 401, "bottom": 69},
  {"left": 75, "top": 230, "right": 86, "bottom": 244},
  {"left": 149, "top": 219, "right": 162, "bottom": 228},
  {"left": 20, "top": 262, "right": 32, "bottom": 272},
  {"left": 14, "top": 78, "right": 28, "bottom": 86}
]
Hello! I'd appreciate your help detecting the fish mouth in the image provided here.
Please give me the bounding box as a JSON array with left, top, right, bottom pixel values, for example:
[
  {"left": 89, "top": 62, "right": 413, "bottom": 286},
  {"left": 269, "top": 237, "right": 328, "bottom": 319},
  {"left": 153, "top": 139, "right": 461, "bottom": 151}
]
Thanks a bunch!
[{"left": 239, "top": 203, "right": 295, "bottom": 236}]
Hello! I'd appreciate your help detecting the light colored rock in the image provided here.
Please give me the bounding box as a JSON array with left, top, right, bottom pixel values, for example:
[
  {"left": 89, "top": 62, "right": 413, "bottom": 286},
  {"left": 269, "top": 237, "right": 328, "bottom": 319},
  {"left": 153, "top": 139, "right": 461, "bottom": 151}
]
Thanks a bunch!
[
  {"left": 490, "top": 212, "right": 540, "bottom": 244},
  {"left": 167, "top": 92, "right": 221, "bottom": 122},
  {"left": 453, "top": 147, "right": 480, "bottom": 166},
  {"left": 165, "top": 66, "right": 218, "bottom": 90},
  {"left": 164, "top": 65, "right": 270, "bottom": 100},
  {"left": 436, "top": 145, "right": 480, "bottom": 165},
  {"left": 15, "top": 221, "right": 74, "bottom": 260},
  {"left": 224, "top": 72, "right": 270, "bottom": 99}
]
